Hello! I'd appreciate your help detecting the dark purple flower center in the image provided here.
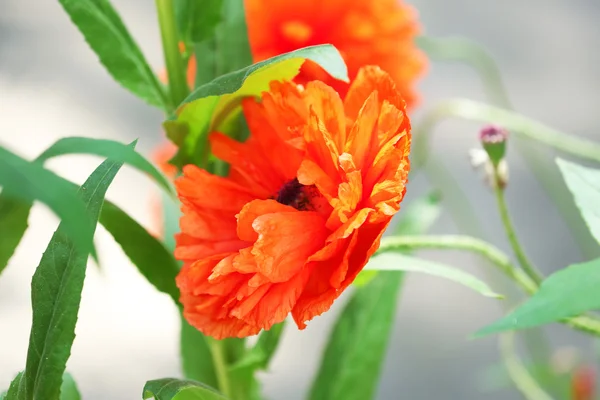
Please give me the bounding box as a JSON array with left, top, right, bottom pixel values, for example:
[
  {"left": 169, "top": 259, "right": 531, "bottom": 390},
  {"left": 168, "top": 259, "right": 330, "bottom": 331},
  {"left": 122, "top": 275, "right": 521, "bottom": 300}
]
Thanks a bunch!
[{"left": 276, "top": 178, "right": 305, "bottom": 207}]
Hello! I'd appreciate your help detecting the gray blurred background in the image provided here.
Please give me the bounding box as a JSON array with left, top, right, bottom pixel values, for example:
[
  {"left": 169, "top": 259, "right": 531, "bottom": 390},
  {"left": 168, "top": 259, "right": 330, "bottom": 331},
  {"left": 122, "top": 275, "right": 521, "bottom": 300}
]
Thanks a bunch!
[{"left": 1, "top": 1, "right": 599, "bottom": 399}]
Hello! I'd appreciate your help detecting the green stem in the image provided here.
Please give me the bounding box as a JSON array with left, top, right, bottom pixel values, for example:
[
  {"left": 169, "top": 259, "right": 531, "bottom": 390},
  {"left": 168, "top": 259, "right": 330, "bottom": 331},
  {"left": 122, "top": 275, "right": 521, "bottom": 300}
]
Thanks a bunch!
[
  {"left": 376, "top": 234, "right": 600, "bottom": 337},
  {"left": 377, "top": 235, "right": 537, "bottom": 294},
  {"left": 417, "top": 36, "right": 510, "bottom": 107},
  {"left": 493, "top": 173, "right": 544, "bottom": 285},
  {"left": 155, "top": 0, "right": 189, "bottom": 110},
  {"left": 499, "top": 333, "right": 554, "bottom": 400},
  {"left": 206, "top": 337, "right": 233, "bottom": 398},
  {"left": 413, "top": 99, "right": 600, "bottom": 169}
]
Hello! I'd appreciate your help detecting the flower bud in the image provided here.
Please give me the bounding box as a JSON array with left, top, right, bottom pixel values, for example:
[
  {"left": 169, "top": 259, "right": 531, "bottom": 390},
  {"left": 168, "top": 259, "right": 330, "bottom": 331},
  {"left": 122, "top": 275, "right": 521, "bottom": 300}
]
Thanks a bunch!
[{"left": 479, "top": 125, "right": 508, "bottom": 168}]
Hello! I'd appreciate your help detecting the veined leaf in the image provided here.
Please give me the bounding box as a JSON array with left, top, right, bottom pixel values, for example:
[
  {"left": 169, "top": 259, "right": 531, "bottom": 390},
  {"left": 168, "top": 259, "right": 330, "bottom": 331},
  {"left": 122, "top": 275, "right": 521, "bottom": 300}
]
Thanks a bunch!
[
  {"left": 57, "top": 0, "right": 168, "bottom": 109},
  {"left": 166, "top": 45, "right": 348, "bottom": 168},
  {"left": 2, "top": 371, "right": 23, "bottom": 400},
  {"left": 37, "top": 137, "right": 175, "bottom": 196},
  {"left": 59, "top": 373, "right": 81, "bottom": 400},
  {"left": 475, "top": 257, "right": 600, "bottom": 337},
  {"left": 230, "top": 322, "right": 285, "bottom": 372},
  {"left": 0, "top": 195, "right": 30, "bottom": 275},
  {"left": 175, "top": 0, "right": 222, "bottom": 45},
  {"left": 309, "top": 192, "right": 441, "bottom": 400},
  {"left": 365, "top": 252, "right": 503, "bottom": 299},
  {"left": 179, "top": 317, "right": 218, "bottom": 388},
  {"left": 309, "top": 272, "right": 404, "bottom": 400},
  {"left": 99, "top": 201, "right": 180, "bottom": 303},
  {"left": 213, "top": 0, "right": 252, "bottom": 76},
  {"left": 21, "top": 150, "right": 127, "bottom": 399},
  {"left": 0, "top": 146, "right": 92, "bottom": 255},
  {"left": 142, "top": 378, "right": 227, "bottom": 400},
  {"left": 556, "top": 158, "right": 600, "bottom": 246}
]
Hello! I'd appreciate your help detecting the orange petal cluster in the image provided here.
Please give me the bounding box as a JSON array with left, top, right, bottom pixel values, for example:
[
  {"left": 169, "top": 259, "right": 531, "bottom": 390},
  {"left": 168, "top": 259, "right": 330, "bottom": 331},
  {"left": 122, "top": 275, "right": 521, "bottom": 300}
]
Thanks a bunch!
[
  {"left": 175, "top": 66, "right": 411, "bottom": 339},
  {"left": 245, "top": 0, "right": 426, "bottom": 106}
]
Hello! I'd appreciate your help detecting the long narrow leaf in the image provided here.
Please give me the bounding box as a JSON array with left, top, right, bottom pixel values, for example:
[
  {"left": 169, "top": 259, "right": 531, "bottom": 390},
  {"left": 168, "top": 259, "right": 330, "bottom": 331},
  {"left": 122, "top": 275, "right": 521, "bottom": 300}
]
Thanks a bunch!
[
  {"left": 0, "top": 146, "right": 92, "bottom": 254},
  {"left": 308, "top": 193, "right": 442, "bottom": 400},
  {"left": 21, "top": 150, "right": 127, "bottom": 399},
  {"left": 57, "top": 0, "right": 168, "bottom": 109},
  {"left": 0, "top": 196, "right": 30, "bottom": 274},
  {"left": 99, "top": 201, "right": 180, "bottom": 303},
  {"left": 365, "top": 253, "right": 502, "bottom": 299},
  {"left": 36, "top": 137, "right": 175, "bottom": 196}
]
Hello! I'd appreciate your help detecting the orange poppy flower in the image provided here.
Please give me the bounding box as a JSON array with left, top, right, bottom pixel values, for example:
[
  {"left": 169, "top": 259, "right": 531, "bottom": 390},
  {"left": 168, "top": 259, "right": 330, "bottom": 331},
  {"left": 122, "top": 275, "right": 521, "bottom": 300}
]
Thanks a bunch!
[
  {"left": 175, "top": 66, "right": 411, "bottom": 339},
  {"left": 245, "top": 0, "right": 425, "bottom": 106}
]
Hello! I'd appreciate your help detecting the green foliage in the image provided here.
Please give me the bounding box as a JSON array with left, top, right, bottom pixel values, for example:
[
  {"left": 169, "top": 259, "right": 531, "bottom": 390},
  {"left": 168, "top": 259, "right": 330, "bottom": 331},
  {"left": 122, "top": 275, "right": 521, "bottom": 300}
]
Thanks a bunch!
[
  {"left": 557, "top": 158, "right": 600, "bottom": 246},
  {"left": 57, "top": 0, "right": 168, "bottom": 109},
  {"left": 476, "top": 257, "right": 600, "bottom": 336},
  {"left": 59, "top": 374, "right": 81, "bottom": 400},
  {"left": 309, "top": 192, "right": 442, "bottom": 400},
  {"left": 179, "top": 317, "right": 218, "bottom": 388},
  {"left": 37, "top": 137, "right": 175, "bottom": 196},
  {"left": 0, "top": 146, "right": 93, "bottom": 255},
  {"left": 166, "top": 45, "right": 348, "bottom": 168},
  {"left": 20, "top": 151, "right": 126, "bottom": 400},
  {"left": 0, "top": 196, "right": 29, "bottom": 274},
  {"left": 100, "top": 201, "right": 180, "bottom": 303},
  {"left": 143, "top": 378, "right": 228, "bottom": 400},
  {"left": 354, "top": 191, "right": 442, "bottom": 287},
  {"left": 175, "top": 0, "right": 223, "bottom": 45},
  {"left": 309, "top": 272, "right": 404, "bottom": 400},
  {"left": 366, "top": 253, "right": 503, "bottom": 298},
  {"left": 0, "top": 137, "right": 176, "bottom": 277},
  {"left": 231, "top": 322, "right": 285, "bottom": 372},
  {"left": 2, "top": 372, "right": 24, "bottom": 400}
]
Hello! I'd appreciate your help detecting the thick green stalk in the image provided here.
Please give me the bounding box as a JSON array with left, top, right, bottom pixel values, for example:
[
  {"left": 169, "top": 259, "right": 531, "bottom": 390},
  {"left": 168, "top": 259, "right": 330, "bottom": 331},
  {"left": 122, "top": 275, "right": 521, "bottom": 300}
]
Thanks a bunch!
[
  {"left": 155, "top": 0, "right": 188, "bottom": 110},
  {"left": 206, "top": 337, "right": 233, "bottom": 398}
]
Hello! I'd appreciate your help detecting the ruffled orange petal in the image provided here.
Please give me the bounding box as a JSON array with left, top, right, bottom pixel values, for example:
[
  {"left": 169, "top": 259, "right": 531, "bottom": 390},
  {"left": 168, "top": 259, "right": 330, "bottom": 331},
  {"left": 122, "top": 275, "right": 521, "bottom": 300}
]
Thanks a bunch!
[{"left": 176, "top": 66, "right": 412, "bottom": 338}]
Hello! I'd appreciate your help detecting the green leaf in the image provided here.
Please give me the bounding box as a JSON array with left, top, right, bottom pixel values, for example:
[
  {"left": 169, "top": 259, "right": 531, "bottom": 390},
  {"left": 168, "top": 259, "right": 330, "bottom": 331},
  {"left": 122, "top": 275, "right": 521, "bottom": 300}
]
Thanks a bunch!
[
  {"left": 394, "top": 190, "right": 442, "bottom": 235},
  {"left": 230, "top": 322, "right": 285, "bottom": 372},
  {"left": 309, "top": 272, "right": 404, "bottom": 400},
  {"left": 354, "top": 191, "right": 443, "bottom": 287},
  {"left": 142, "top": 378, "right": 227, "bottom": 400},
  {"left": 57, "top": 0, "right": 167, "bottom": 109},
  {"left": 60, "top": 373, "right": 81, "bottom": 400},
  {"left": 0, "top": 195, "right": 30, "bottom": 275},
  {"left": 161, "top": 192, "right": 182, "bottom": 256},
  {"left": 213, "top": 0, "right": 252, "bottom": 75},
  {"left": 175, "top": 0, "right": 222, "bottom": 44},
  {"left": 21, "top": 151, "right": 127, "bottom": 400},
  {"left": 167, "top": 44, "right": 348, "bottom": 168},
  {"left": 37, "top": 137, "right": 175, "bottom": 196},
  {"left": 180, "top": 317, "right": 218, "bottom": 387},
  {"left": 99, "top": 201, "right": 180, "bottom": 303},
  {"left": 0, "top": 146, "right": 93, "bottom": 255},
  {"left": 3, "top": 371, "right": 24, "bottom": 400},
  {"left": 365, "top": 253, "right": 503, "bottom": 299},
  {"left": 309, "top": 192, "right": 442, "bottom": 400},
  {"left": 475, "top": 257, "right": 600, "bottom": 337},
  {"left": 556, "top": 158, "right": 600, "bottom": 246}
]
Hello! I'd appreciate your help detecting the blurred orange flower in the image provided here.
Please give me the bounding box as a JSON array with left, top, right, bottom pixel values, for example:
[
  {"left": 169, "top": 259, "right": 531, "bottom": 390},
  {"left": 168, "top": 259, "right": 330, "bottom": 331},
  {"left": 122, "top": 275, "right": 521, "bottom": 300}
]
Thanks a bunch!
[
  {"left": 175, "top": 66, "right": 411, "bottom": 339},
  {"left": 245, "top": 0, "right": 426, "bottom": 106}
]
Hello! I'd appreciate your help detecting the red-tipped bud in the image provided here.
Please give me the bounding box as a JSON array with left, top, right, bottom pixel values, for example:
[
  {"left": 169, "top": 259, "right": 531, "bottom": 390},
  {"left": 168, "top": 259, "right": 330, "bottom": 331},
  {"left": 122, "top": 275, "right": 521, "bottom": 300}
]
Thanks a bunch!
[{"left": 479, "top": 125, "right": 508, "bottom": 168}]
